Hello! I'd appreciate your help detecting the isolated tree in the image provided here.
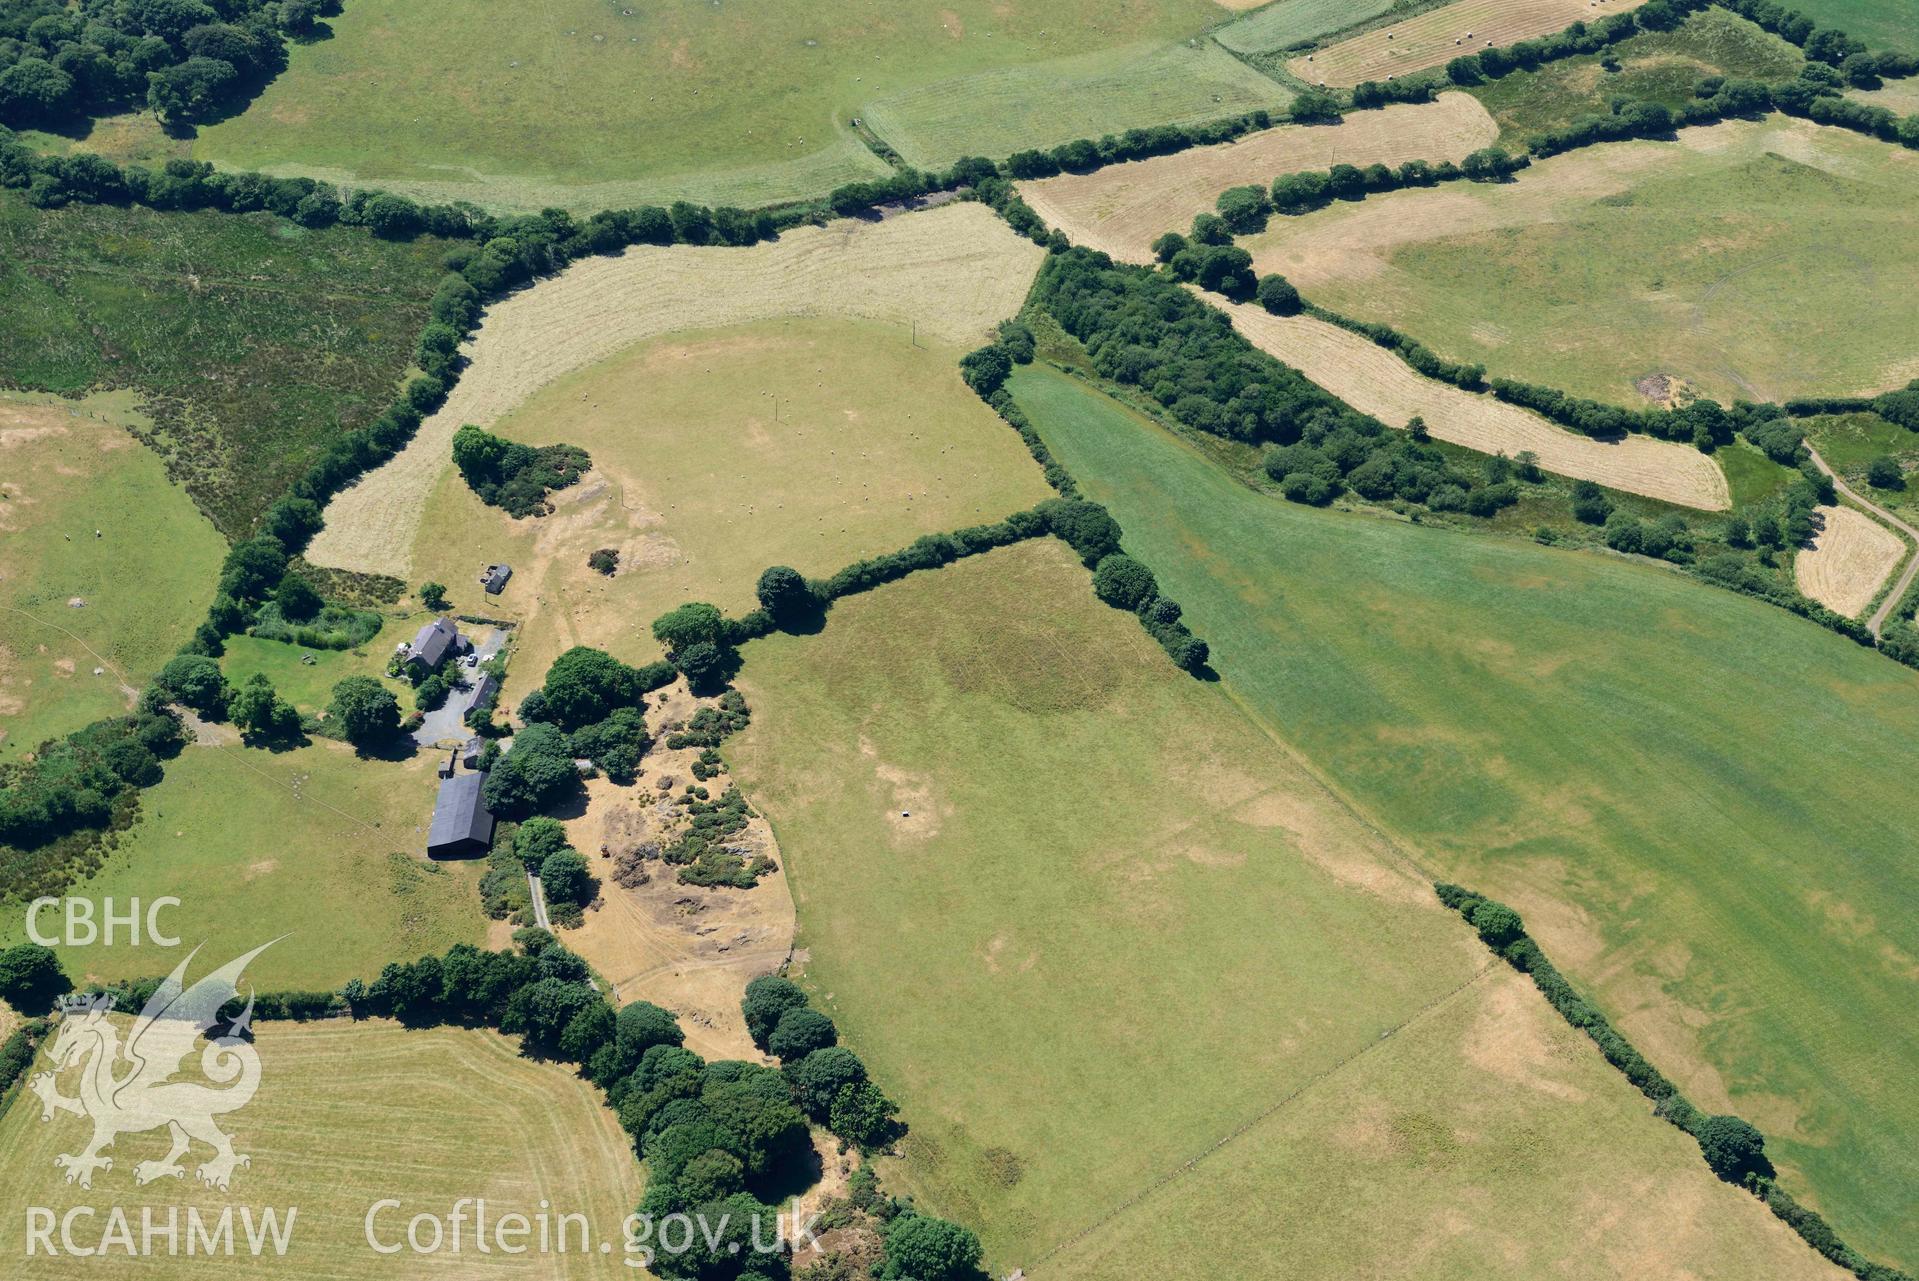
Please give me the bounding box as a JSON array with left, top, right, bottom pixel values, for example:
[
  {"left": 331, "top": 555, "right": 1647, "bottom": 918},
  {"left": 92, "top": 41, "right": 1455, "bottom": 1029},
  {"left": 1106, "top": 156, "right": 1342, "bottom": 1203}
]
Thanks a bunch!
[
  {"left": 615, "top": 1000, "right": 684, "bottom": 1063},
  {"left": 513, "top": 817, "right": 572, "bottom": 867},
  {"left": 1214, "top": 184, "right": 1270, "bottom": 235},
  {"left": 587, "top": 549, "right": 619, "bottom": 576},
  {"left": 539, "top": 646, "right": 645, "bottom": 729},
  {"left": 228, "top": 674, "right": 301, "bottom": 741},
  {"left": 1468, "top": 900, "right": 1525, "bottom": 949},
  {"left": 157, "top": 655, "right": 230, "bottom": 716},
  {"left": 1092, "top": 554, "right": 1158, "bottom": 612},
  {"left": 882, "top": 1214, "right": 983, "bottom": 1281},
  {"left": 741, "top": 975, "right": 808, "bottom": 1050},
  {"left": 1040, "top": 499, "right": 1123, "bottom": 566},
  {"left": 539, "top": 849, "right": 593, "bottom": 907},
  {"left": 788, "top": 1046, "right": 867, "bottom": 1119},
  {"left": 273, "top": 573, "right": 322, "bottom": 621},
  {"left": 1695, "top": 1114, "right": 1771, "bottom": 1182},
  {"left": 327, "top": 675, "right": 400, "bottom": 747},
  {"left": 1866, "top": 457, "right": 1904, "bottom": 489},
  {"left": 651, "top": 602, "right": 727, "bottom": 654},
  {"left": 1256, "top": 273, "right": 1301, "bottom": 316},
  {"left": 673, "top": 644, "right": 726, "bottom": 694},
  {"left": 755, "top": 566, "right": 815, "bottom": 623},
  {"left": 1289, "top": 90, "right": 1341, "bottom": 123},
  {"left": 420, "top": 581, "right": 450, "bottom": 610},
  {"left": 482, "top": 722, "right": 578, "bottom": 814},
  {"left": 767, "top": 1007, "right": 838, "bottom": 1060},
  {"left": 0, "top": 942, "right": 69, "bottom": 1010}
]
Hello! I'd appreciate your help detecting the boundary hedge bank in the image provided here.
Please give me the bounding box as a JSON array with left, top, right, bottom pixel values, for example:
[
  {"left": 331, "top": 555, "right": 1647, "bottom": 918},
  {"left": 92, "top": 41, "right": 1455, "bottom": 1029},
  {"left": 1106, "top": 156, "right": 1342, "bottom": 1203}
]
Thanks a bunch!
[{"left": 1436, "top": 884, "right": 1913, "bottom": 1281}]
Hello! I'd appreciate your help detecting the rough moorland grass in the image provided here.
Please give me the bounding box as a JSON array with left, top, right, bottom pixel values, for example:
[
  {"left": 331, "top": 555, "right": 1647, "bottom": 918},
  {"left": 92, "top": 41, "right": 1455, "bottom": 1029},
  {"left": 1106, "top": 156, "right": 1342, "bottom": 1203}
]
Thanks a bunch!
[
  {"left": 0, "top": 742, "right": 486, "bottom": 992},
  {"left": 1249, "top": 118, "right": 1919, "bottom": 408},
  {"left": 406, "top": 315, "right": 1055, "bottom": 688},
  {"left": 1214, "top": 0, "right": 1401, "bottom": 55},
  {"left": 0, "top": 1019, "right": 643, "bottom": 1279},
  {"left": 1468, "top": 7, "right": 1806, "bottom": 141},
  {"left": 730, "top": 538, "right": 1847, "bottom": 1280},
  {"left": 0, "top": 192, "right": 449, "bottom": 538},
  {"left": 0, "top": 398, "right": 223, "bottom": 758},
  {"left": 1015, "top": 363, "right": 1919, "bottom": 1271},
  {"left": 1803, "top": 411, "right": 1919, "bottom": 519},
  {"left": 861, "top": 39, "right": 1294, "bottom": 171},
  {"left": 194, "top": 0, "right": 1239, "bottom": 212},
  {"left": 1779, "top": 0, "right": 1919, "bottom": 51}
]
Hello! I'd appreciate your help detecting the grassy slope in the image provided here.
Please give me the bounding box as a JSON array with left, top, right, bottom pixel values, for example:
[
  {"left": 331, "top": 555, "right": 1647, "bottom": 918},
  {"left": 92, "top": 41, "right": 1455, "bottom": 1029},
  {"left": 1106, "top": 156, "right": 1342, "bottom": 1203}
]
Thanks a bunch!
[
  {"left": 1803, "top": 411, "right": 1919, "bottom": 520},
  {"left": 0, "top": 1020, "right": 643, "bottom": 1279},
  {"left": 1046, "top": 966, "right": 1840, "bottom": 1281},
  {"left": 406, "top": 316, "right": 1055, "bottom": 691},
  {"left": 194, "top": 0, "right": 1245, "bottom": 211},
  {"left": 1281, "top": 120, "right": 1919, "bottom": 408},
  {"left": 1215, "top": 0, "right": 1401, "bottom": 54},
  {"left": 0, "top": 741, "right": 486, "bottom": 991},
  {"left": 1779, "top": 0, "right": 1918, "bottom": 51},
  {"left": 1013, "top": 363, "right": 1919, "bottom": 1270},
  {"left": 1469, "top": 7, "right": 1806, "bottom": 140},
  {"left": 0, "top": 399, "right": 224, "bottom": 758},
  {"left": 0, "top": 193, "right": 448, "bottom": 537},
  {"left": 731, "top": 538, "right": 1488, "bottom": 1269}
]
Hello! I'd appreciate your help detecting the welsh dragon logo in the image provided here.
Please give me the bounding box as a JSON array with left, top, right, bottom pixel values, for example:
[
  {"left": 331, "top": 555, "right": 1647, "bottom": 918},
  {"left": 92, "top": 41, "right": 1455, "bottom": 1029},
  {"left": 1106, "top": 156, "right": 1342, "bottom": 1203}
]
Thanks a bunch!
[{"left": 29, "top": 941, "right": 276, "bottom": 1191}]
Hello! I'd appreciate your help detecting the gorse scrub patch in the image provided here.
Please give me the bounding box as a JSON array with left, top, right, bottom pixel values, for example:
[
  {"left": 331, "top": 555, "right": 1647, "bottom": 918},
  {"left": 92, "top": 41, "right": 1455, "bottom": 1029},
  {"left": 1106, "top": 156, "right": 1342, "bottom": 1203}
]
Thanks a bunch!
[{"left": 451, "top": 423, "right": 590, "bottom": 518}]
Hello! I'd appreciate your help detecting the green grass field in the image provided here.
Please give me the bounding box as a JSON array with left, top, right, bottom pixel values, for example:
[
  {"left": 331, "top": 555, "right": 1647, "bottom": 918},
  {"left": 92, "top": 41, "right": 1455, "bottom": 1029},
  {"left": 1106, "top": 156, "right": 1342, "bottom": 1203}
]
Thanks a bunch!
[
  {"left": 0, "top": 396, "right": 225, "bottom": 758},
  {"left": 219, "top": 630, "right": 410, "bottom": 717},
  {"left": 731, "top": 538, "right": 1846, "bottom": 1279},
  {"left": 1014, "top": 362, "right": 1919, "bottom": 1270},
  {"left": 1779, "top": 0, "right": 1919, "bottom": 51},
  {"left": 1254, "top": 118, "right": 1919, "bottom": 408},
  {"left": 1214, "top": 0, "right": 1401, "bottom": 54},
  {"left": 0, "top": 741, "right": 487, "bottom": 992},
  {"left": 194, "top": 0, "right": 1255, "bottom": 212},
  {"left": 0, "top": 192, "right": 449, "bottom": 537},
  {"left": 0, "top": 1019, "right": 644, "bottom": 1279},
  {"left": 861, "top": 40, "right": 1293, "bottom": 170},
  {"left": 1469, "top": 8, "right": 1806, "bottom": 141},
  {"left": 407, "top": 316, "right": 1055, "bottom": 687}
]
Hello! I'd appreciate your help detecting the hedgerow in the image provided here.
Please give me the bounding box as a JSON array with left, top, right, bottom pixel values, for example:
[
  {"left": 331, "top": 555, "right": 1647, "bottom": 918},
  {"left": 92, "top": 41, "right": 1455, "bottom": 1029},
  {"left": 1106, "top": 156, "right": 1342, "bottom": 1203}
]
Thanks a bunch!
[{"left": 1436, "top": 883, "right": 1913, "bottom": 1281}]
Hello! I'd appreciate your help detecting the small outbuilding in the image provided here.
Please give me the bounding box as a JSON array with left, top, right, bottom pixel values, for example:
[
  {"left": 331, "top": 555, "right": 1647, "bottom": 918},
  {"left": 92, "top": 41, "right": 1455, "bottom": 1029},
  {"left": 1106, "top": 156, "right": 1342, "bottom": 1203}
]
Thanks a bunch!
[
  {"left": 481, "top": 563, "right": 512, "bottom": 595},
  {"left": 461, "top": 735, "right": 487, "bottom": 770},
  {"left": 427, "top": 771, "right": 495, "bottom": 858}
]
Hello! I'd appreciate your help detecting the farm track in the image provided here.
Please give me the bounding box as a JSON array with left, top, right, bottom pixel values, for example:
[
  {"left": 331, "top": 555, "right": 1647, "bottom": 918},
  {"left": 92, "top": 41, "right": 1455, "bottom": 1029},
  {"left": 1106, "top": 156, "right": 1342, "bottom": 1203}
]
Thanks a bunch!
[
  {"left": 1287, "top": 0, "right": 1651, "bottom": 88},
  {"left": 1018, "top": 94, "right": 1498, "bottom": 263},
  {"left": 306, "top": 203, "right": 1043, "bottom": 577},
  {"left": 1805, "top": 447, "right": 1919, "bottom": 634},
  {"left": 1207, "top": 297, "right": 1731, "bottom": 509}
]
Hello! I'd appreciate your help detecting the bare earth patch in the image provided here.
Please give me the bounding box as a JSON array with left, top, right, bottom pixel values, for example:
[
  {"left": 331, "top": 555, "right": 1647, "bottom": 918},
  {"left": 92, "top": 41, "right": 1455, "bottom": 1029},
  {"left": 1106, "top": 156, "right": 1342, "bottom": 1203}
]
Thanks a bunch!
[
  {"left": 1287, "top": 0, "right": 1650, "bottom": 88},
  {"left": 562, "top": 682, "right": 795, "bottom": 1063},
  {"left": 1018, "top": 93, "right": 1497, "bottom": 262},
  {"left": 1794, "top": 505, "right": 1906, "bottom": 618},
  {"left": 1210, "top": 299, "right": 1731, "bottom": 509},
  {"left": 307, "top": 203, "right": 1043, "bottom": 576}
]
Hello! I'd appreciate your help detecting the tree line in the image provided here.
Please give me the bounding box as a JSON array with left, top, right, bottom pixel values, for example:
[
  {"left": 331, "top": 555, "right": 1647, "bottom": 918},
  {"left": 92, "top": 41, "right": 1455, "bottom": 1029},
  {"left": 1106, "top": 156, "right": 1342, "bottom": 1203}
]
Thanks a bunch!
[{"left": 1435, "top": 884, "right": 1912, "bottom": 1281}]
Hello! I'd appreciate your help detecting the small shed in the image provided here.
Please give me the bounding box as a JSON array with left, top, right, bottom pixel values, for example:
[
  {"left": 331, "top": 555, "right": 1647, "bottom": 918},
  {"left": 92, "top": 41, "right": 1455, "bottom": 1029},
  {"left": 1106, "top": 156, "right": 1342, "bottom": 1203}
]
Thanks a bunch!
[
  {"left": 481, "top": 563, "right": 512, "bottom": 595},
  {"left": 461, "top": 735, "right": 486, "bottom": 769},
  {"left": 427, "top": 771, "right": 495, "bottom": 858}
]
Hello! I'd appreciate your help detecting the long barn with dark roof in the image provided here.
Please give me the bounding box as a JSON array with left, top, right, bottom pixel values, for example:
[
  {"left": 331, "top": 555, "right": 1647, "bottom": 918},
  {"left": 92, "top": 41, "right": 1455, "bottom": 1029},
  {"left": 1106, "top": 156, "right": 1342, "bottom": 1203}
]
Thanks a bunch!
[{"left": 427, "top": 771, "right": 495, "bottom": 858}]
